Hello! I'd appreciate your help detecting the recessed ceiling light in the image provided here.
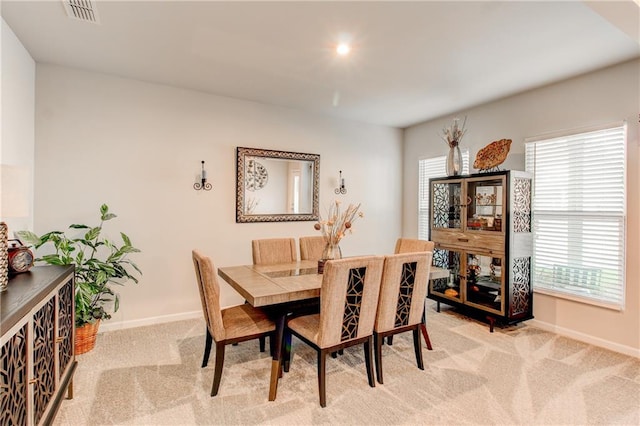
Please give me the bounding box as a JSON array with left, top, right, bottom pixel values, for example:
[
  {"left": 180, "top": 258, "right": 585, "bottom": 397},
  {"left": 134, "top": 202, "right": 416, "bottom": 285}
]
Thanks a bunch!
[{"left": 336, "top": 43, "right": 351, "bottom": 56}]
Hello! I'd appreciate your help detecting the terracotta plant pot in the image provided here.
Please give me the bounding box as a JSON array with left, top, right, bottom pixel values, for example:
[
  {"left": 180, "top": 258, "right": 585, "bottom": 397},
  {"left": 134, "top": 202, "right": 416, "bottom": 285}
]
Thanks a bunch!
[{"left": 75, "top": 320, "right": 100, "bottom": 355}]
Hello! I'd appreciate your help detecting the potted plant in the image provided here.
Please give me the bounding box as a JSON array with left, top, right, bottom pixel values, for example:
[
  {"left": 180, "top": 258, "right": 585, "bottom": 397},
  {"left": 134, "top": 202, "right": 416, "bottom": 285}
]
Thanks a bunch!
[{"left": 17, "top": 204, "right": 141, "bottom": 354}]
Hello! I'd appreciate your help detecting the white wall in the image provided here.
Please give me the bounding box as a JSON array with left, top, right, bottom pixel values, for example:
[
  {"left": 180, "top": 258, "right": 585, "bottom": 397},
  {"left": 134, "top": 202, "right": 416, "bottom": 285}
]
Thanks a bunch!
[
  {"left": 403, "top": 59, "right": 640, "bottom": 356},
  {"left": 1, "top": 19, "right": 35, "bottom": 232},
  {"left": 34, "top": 64, "right": 403, "bottom": 330}
]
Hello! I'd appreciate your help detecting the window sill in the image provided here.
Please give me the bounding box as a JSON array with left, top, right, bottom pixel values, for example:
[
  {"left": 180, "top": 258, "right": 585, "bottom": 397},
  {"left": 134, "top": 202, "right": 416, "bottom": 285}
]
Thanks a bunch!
[{"left": 533, "top": 288, "right": 623, "bottom": 311}]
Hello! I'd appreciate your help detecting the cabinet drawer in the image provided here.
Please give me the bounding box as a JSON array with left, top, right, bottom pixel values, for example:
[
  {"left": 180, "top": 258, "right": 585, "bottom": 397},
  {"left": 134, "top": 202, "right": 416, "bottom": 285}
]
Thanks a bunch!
[{"left": 432, "top": 230, "right": 504, "bottom": 254}]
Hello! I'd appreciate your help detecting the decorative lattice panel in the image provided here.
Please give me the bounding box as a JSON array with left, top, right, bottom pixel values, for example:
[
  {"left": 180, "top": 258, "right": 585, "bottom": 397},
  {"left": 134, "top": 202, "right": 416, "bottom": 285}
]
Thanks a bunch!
[
  {"left": 1, "top": 323, "right": 28, "bottom": 425},
  {"left": 394, "top": 262, "right": 418, "bottom": 328},
  {"left": 58, "top": 279, "right": 74, "bottom": 376},
  {"left": 433, "top": 183, "right": 462, "bottom": 229},
  {"left": 341, "top": 267, "right": 366, "bottom": 341},
  {"left": 513, "top": 178, "right": 531, "bottom": 233},
  {"left": 510, "top": 257, "right": 531, "bottom": 316},
  {"left": 431, "top": 248, "right": 459, "bottom": 293},
  {"left": 33, "top": 297, "right": 56, "bottom": 424}
]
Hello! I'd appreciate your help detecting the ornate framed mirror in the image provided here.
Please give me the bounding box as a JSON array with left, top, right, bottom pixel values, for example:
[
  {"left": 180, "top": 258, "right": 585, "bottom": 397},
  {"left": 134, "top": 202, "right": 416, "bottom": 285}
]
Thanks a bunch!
[{"left": 236, "top": 147, "right": 320, "bottom": 223}]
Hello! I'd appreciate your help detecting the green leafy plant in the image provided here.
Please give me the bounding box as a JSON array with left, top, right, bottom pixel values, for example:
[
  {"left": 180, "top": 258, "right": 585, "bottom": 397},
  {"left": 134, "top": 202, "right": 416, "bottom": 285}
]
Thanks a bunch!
[{"left": 17, "top": 204, "right": 141, "bottom": 327}]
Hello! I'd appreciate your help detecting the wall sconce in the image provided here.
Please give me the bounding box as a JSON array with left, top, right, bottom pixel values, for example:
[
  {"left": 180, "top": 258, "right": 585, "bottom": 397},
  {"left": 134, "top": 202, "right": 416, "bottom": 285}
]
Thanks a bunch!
[
  {"left": 334, "top": 170, "right": 347, "bottom": 195},
  {"left": 193, "top": 160, "right": 212, "bottom": 191}
]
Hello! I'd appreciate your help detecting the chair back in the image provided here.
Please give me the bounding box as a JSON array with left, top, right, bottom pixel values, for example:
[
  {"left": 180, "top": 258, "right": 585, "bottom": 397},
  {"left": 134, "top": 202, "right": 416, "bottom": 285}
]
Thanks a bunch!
[
  {"left": 394, "top": 238, "right": 435, "bottom": 254},
  {"left": 375, "top": 252, "right": 433, "bottom": 333},
  {"left": 299, "top": 236, "right": 326, "bottom": 261},
  {"left": 252, "top": 238, "right": 297, "bottom": 265},
  {"left": 317, "top": 256, "right": 384, "bottom": 348},
  {"left": 192, "top": 250, "right": 226, "bottom": 341}
]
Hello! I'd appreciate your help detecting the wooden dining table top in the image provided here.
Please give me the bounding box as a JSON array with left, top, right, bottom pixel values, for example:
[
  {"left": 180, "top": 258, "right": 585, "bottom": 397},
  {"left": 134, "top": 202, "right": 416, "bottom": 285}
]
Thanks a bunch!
[{"left": 217, "top": 260, "right": 450, "bottom": 308}]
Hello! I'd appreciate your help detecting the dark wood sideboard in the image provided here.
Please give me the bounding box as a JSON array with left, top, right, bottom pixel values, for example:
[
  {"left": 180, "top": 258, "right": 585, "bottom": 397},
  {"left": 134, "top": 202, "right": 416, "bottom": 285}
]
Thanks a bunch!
[{"left": 1, "top": 265, "right": 77, "bottom": 425}]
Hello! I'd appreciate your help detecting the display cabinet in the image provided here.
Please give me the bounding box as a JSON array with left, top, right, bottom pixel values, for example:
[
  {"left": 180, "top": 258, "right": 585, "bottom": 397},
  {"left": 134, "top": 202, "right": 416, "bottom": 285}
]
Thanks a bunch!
[
  {"left": 1, "top": 266, "right": 76, "bottom": 425},
  {"left": 428, "top": 170, "right": 533, "bottom": 331}
]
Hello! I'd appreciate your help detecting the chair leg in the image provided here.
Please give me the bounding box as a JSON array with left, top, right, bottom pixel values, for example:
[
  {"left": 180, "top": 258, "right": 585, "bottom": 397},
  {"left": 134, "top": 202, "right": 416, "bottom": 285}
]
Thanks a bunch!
[
  {"left": 364, "top": 336, "right": 375, "bottom": 388},
  {"left": 318, "top": 349, "right": 327, "bottom": 408},
  {"left": 421, "top": 323, "right": 433, "bottom": 350},
  {"left": 283, "top": 330, "right": 292, "bottom": 373},
  {"left": 211, "top": 342, "right": 226, "bottom": 396},
  {"left": 413, "top": 327, "right": 424, "bottom": 370},
  {"left": 387, "top": 335, "right": 394, "bottom": 345},
  {"left": 374, "top": 333, "right": 384, "bottom": 384},
  {"left": 202, "top": 328, "right": 213, "bottom": 368},
  {"left": 259, "top": 336, "right": 266, "bottom": 352}
]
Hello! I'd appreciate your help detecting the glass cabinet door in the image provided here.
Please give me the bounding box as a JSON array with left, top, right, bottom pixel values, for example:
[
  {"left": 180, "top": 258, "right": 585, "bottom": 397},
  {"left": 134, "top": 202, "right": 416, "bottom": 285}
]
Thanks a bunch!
[
  {"left": 465, "top": 253, "right": 504, "bottom": 314},
  {"left": 430, "top": 247, "right": 463, "bottom": 303},
  {"left": 465, "top": 176, "right": 505, "bottom": 232},
  {"left": 431, "top": 180, "right": 464, "bottom": 230}
]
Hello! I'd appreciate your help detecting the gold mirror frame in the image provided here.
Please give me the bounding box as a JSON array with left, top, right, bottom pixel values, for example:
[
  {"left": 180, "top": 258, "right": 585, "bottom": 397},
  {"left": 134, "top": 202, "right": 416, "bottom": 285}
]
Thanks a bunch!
[{"left": 236, "top": 147, "right": 320, "bottom": 223}]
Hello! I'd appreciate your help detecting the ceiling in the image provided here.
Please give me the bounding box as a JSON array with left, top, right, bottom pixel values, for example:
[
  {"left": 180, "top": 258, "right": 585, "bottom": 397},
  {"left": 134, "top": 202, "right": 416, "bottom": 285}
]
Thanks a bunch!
[{"left": 2, "top": 1, "right": 639, "bottom": 128}]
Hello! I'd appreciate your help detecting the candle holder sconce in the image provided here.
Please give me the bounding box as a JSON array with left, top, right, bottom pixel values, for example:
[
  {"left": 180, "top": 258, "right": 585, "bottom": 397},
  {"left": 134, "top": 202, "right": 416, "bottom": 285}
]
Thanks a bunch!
[
  {"left": 193, "top": 160, "right": 212, "bottom": 191},
  {"left": 334, "top": 170, "right": 347, "bottom": 195}
]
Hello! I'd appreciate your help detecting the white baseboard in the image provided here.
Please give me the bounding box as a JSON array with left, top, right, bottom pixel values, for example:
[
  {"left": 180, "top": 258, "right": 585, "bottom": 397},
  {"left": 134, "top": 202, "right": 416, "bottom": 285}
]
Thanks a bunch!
[
  {"left": 98, "top": 310, "right": 202, "bottom": 333},
  {"left": 529, "top": 319, "right": 640, "bottom": 358}
]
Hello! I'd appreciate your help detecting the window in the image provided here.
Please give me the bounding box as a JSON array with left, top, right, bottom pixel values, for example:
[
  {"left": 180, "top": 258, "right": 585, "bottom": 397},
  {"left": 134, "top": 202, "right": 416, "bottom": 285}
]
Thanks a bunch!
[
  {"left": 525, "top": 123, "right": 626, "bottom": 308},
  {"left": 418, "top": 150, "right": 469, "bottom": 240}
]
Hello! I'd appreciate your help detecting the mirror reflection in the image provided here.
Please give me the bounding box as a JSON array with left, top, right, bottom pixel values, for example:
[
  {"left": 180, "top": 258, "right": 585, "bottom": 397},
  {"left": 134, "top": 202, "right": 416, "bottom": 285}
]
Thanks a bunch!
[{"left": 236, "top": 147, "right": 320, "bottom": 223}]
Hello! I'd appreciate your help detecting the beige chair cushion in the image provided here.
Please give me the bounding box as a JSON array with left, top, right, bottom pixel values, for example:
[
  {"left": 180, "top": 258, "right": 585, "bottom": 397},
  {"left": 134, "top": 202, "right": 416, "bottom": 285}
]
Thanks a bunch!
[
  {"left": 394, "top": 238, "right": 435, "bottom": 254},
  {"left": 252, "top": 238, "right": 297, "bottom": 265},
  {"left": 375, "top": 252, "right": 433, "bottom": 334},
  {"left": 222, "top": 304, "right": 276, "bottom": 341},
  {"left": 289, "top": 256, "right": 384, "bottom": 349},
  {"left": 286, "top": 313, "right": 320, "bottom": 343},
  {"left": 299, "top": 236, "right": 326, "bottom": 261}
]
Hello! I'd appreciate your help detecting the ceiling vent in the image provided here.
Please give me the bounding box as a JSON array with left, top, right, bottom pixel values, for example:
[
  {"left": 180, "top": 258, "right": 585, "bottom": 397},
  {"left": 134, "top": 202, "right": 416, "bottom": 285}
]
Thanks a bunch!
[{"left": 62, "top": 0, "right": 100, "bottom": 24}]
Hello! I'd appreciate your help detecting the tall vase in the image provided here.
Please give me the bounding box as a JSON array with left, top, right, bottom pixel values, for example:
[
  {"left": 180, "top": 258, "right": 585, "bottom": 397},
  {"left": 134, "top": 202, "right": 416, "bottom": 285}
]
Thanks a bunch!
[
  {"left": 446, "top": 142, "right": 462, "bottom": 176},
  {"left": 318, "top": 241, "right": 342, "bottom": 274},
  {"left": 321, "top": 241, "right": 342, "bottom": 261}
]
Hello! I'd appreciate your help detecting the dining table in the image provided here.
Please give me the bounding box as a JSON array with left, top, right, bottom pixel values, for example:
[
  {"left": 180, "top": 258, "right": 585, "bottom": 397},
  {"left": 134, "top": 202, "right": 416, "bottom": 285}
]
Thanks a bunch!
[{"left": 218, "top": 259, "right": 449, "bottom": 401}]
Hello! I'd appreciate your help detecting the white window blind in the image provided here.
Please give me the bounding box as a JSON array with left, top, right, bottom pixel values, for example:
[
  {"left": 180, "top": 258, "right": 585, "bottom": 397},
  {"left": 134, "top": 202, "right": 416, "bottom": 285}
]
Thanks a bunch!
[
  {"left": 418, "top": 150, "right": 469, "bottom": 240},
  {"left": 525, "top": 124, "right": 626, "bottom": 308}
]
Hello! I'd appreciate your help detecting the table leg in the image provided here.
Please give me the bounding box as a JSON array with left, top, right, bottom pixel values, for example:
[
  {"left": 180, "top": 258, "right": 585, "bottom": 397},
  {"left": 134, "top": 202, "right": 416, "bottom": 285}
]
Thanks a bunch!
[{"left": 268, "top": 313, "right": 286, "bottom": 401}]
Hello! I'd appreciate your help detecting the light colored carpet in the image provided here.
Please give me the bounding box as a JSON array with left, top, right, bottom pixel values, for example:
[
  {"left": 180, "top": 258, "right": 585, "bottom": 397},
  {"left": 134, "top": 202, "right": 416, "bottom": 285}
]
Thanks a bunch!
[{"left": 54, "top": 303, "right": 640, "bottom": 425}]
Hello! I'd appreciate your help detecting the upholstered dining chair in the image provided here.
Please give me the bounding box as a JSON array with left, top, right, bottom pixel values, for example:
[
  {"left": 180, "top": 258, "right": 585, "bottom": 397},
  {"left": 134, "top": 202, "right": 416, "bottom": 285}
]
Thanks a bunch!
[
  {"left": 299, "top": 235, "right": 326, "bottom": 261},
  {"left": 192, "top": 250, "right": 276, "bottom": 396},
  {"left": 284, "top": 256, "right": 384, "bottom": 407},
  {"left": 390, "top": 237, "right": 435, "bottom": 348},
  {"left": 373, "top": 252, "right": 432, "bottom": 384},
  {"left": 394, "top": 238, "right": 435, "bottom": 255},
  {"left": 250, "top": 238, "right": 298, "bottom": 352},
  {"left": 252, "top": 238, "right": 297, "bottom": 265}
]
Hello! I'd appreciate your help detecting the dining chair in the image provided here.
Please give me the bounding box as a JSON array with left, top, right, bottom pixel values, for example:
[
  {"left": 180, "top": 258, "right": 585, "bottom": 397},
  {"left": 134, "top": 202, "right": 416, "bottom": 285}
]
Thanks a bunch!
[
  {"left": 394, "top": 237, "right": 435, "bottom": 255},
  {"left": 250, "top": 238, "right": 298, "bottom": 352},
  {"left": 299, "top": 235, "right": 326, "bottom": 261},
  {"left": 284, "top": 255, "right": 384, "bottom": 407},
  {"left": 192, "top": 250, "right": 276, "bottom": 396},
  {"left": 391, "top": 237, "right": 435, "bottom": 349},
  {"left": 252, "top": 238, "right": 297, "bottom": 265},
  {"left": 373, "top": 251, "right": 432, "bottom": 384}
]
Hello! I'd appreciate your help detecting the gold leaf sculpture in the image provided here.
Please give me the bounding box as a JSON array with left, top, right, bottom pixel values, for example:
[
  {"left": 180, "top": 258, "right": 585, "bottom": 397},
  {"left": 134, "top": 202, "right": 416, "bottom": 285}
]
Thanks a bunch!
[{"left": 473, "top": 138, "right": 512, "bottom": 171}]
